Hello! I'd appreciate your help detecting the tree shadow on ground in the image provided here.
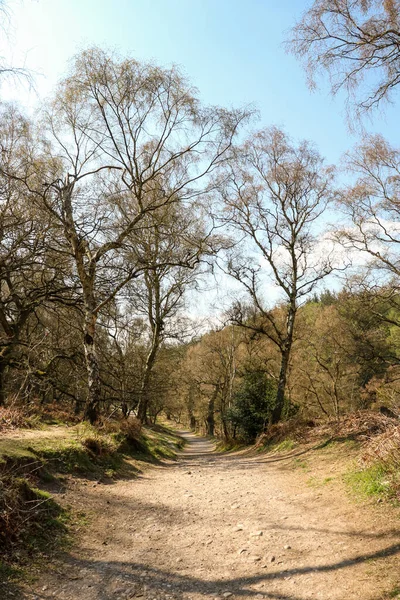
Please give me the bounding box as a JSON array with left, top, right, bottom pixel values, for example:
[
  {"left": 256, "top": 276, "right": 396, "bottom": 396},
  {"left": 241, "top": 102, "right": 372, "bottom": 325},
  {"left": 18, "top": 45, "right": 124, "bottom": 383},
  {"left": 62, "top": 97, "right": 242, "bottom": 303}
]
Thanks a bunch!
[
  {"left": 8, "top": 540, "right": 400, "bottom": 600},
  {"left": 269, "top": 523, "right": 400, "bottom": 540}
]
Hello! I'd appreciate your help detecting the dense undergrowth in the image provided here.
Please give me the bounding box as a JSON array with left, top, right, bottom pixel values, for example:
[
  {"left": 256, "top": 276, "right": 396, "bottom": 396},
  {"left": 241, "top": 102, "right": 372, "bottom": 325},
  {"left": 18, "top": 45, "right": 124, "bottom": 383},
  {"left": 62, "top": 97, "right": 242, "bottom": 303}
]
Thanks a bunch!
[{"left": 0, "top": 410, "right": 184, "bottom": 576}]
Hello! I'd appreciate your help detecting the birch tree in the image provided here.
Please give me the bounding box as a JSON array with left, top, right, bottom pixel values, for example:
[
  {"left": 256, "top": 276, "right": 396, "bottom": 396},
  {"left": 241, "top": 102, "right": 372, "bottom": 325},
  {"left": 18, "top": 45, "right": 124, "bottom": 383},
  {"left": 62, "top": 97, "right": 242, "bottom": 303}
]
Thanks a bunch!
[
  {"left": 33, "top": 48, "right": 249, "bottom": 423},
  {"left": 129, "top": 201, "right": 213, "bottom": 422},
  {"left": 288, "top": 0, "right": 400, "bottom": 118},
  {"left": 221, "top": 127, "right": 335, "bottom": 423}
]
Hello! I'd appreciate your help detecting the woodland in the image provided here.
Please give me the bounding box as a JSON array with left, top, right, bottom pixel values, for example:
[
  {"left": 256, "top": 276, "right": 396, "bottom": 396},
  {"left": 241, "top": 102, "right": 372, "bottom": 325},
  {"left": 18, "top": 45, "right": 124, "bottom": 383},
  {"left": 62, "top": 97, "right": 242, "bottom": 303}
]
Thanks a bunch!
[
  {"left": 1, "top": 0, "right": 400, "bottom": 444},
  {"left": 3, "top": 4, "right": 400, "bottom": 600}
]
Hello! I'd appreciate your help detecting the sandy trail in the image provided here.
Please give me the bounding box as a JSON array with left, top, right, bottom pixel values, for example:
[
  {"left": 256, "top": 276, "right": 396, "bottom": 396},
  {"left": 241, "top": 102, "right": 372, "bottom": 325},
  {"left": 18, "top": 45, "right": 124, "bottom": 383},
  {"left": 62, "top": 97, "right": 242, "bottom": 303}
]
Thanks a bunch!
[{"left": 19, "top": 430, "right": 400, "bottom": 600}]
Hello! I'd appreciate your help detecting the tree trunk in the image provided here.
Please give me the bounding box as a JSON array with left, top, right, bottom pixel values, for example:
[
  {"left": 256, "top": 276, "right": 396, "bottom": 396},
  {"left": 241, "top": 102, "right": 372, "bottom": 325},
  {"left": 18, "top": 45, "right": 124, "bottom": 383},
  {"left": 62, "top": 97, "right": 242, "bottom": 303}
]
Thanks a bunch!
[
  {"left": 137, "top": 371, "right": 151, "bottom": 424},
  {"left": 221, "top": 416, "right": 229, "bottom": 439},
  {"left": 271, "top": 305, "right": 296, "bottom": 425},
  {"left": 205, "top": 386, "right": 219, "bottom": 436},
  {"left": 136, "top": 323, "right": 161, "bottom": 423},
  {"left": 0, "top": 360, "right": 6, "bottom": 407},
  {"left": 271, "top": 348, "right": 290, "bottom": 424},
  {"left": 83, "top": 309, "right": 101, "bottom": 424},
  {"left": 187, "top": 385, "right": 196, "bottom": 430}
]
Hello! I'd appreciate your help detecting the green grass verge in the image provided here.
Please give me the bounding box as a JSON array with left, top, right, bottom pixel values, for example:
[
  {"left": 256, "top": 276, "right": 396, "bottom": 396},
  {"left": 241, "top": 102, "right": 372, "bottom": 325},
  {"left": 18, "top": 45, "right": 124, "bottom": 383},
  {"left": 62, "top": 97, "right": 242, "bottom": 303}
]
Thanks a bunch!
[
  {"left": 344, "top": 464, "right": 396, "bottom": 501},
  {"left": 216, "top": 439, "right": 246, "bottom": 453},
  {"left": 140, "top": 427, "right": 185, "bottom": 459},
  {"left": 0, "top": 422, "right": 184, "bottom": 480},
  {"left": 258, "top": 438, "right": 298, "bottom": 453}
]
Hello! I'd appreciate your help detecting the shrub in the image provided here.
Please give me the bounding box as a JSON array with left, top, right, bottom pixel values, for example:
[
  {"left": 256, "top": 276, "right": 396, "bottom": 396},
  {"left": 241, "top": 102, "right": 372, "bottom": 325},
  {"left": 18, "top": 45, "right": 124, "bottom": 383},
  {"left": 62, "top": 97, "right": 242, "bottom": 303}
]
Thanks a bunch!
[
  {"left": 227, "top": 372, "right": 278, "bottom": 442},
  {"left": 82, "top": 436, "right": 113, "bottom": 457},
  {"left": 118, "top": 417, "right": 142, "bottom": 443},
  {"left": 0, "top": 407, "right": 36, "bottom": 432}
]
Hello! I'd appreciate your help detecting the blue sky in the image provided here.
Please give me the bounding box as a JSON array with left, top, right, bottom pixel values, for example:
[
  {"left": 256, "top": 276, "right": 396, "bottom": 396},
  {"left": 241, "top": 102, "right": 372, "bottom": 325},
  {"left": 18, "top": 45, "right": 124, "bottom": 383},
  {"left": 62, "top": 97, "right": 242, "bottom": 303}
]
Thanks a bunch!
[
  {"left": 3, "top": 0, "right": 400, "bottom": 166},
  {"left": 3, "top": 0, "right": 399, "bottom": 318}
]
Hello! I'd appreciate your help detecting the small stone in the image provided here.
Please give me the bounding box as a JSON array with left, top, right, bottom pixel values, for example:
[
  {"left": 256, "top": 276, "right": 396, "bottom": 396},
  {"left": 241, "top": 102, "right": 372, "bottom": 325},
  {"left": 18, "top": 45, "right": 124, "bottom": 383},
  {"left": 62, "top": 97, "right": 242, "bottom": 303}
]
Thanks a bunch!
[
  {"left": 284, "top": 545, "right": 291, "bottom": 550},
  {"left": 251, "top": 531, "right": 263, "bottom": 537},
  {"left": 233, "top": 524, "right": 244, "bottom": 532},
  {"left": 249, "top": 555, "right": 261, "bottom": 562},
  {"left": 238, "top": 548, "right": 247, "bottom": 555},
  {"left": 223, "top": 592, "right": 233, "bottom": 598},
  {"left": 230, "top": 503, "right": 240, "bottom": 509},
  {"left": 176, "top": 557, "right": 183, "bottom": 562},
  {"left": 269, "top": 555, "right": 276, "bottom": 562}
]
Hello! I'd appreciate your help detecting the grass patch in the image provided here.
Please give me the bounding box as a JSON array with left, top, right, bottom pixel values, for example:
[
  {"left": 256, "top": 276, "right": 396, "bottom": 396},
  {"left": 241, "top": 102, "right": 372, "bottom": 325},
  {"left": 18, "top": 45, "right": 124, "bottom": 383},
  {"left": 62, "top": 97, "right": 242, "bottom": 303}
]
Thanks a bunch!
[
  {"left": 216, "top": 439, "right": 245, "bottom": 453},
  {"left": 140, "top": 425, "right": 185, "bottom": 459},
  {"left": 272, "top": 438, "right": 297, "bottom": 452},
  {"left": 344, "top": 426, "right": 400, "bottom": 503},
  {"left": 0, "top": 561, "right": 20, "bottom": 580},
  {"left": 292, "top": 457, "right": 310, "bottom": 471},
  {"left": 0, "top": 421, "right": 184, "bottom": 482},
  {"left": 307, "top": 475, "right": 335, "bottom": 488},
  {"left": 256, "top": 438, "right": 298, "bottom": 454},
  {"left": 344, "top": 464, "right": 394, "bottom": 500},
  {"left": 318, "top": 437, "right": 360, "bottom": 451}
]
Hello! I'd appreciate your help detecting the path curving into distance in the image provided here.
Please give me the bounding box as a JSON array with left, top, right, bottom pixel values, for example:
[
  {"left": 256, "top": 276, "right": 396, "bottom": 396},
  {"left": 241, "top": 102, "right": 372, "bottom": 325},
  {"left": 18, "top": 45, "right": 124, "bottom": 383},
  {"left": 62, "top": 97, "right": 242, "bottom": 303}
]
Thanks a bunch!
[{"left": 19, "top": 429, "right": 400, "bottom": 600}]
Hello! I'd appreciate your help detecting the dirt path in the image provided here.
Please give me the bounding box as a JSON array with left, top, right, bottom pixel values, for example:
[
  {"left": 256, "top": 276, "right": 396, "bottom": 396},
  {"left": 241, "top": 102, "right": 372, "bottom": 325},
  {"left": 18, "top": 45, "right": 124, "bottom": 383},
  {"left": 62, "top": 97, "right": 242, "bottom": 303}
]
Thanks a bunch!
[{"left": 19, "top": 431, "right": 400, "bottom": 600}]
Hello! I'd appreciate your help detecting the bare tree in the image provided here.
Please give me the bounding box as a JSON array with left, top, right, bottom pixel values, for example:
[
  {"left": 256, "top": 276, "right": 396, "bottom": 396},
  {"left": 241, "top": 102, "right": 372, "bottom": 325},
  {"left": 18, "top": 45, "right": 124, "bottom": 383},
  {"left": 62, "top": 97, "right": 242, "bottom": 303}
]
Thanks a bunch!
[
  {"left": 220, "top": 126, "right": 335, "bottom": 423},
  {"left": 128, "top": 201, "right": 213, "bottom": 422},
  {"left": 337, "top": 133, "right": 400, "bottom": 339},
  {"left": 288, "top": 0, "right": 400, "bottom": 118},
  {"left": 184, "top": 327, "right": 241, "bottom": 436},
  {"left": 26, "top": 48, "right": 249, "bottom": 423},
  {"left": 0, "top": 106, "right": 75, "bottom": 406},
  {"left": 340, "top": 134, "right": 400, "bottom": 279},
  {"left": 0, "top": 1, "right": 34, "bottom": 88}
]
